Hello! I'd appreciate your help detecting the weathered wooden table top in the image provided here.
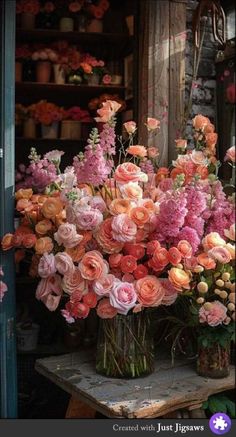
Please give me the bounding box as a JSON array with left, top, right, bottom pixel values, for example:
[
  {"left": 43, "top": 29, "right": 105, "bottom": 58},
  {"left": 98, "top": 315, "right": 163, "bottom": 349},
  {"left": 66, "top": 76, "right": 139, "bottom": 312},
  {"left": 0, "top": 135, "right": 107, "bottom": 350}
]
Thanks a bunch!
[{"left": 35, "top": 351, "right": 235, "bottom": 418}]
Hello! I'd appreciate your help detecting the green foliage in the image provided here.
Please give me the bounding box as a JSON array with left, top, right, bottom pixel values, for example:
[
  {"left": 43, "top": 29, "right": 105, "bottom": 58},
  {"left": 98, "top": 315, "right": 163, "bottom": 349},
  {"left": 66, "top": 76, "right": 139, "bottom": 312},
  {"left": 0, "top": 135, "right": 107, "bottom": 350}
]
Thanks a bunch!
[
  {"left": 198, "top": 324, "right": 235, "bottom": 349},
  {"left": 202, "top": 394, "right": 236, "bottom": 418}
]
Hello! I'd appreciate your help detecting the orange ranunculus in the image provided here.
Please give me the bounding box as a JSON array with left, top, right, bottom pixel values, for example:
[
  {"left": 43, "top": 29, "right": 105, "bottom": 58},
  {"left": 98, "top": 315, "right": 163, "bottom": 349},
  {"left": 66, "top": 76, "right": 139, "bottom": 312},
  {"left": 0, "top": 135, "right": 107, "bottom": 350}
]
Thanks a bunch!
[
  {"left": 15, "top": 188, "right": 33, "bottom": 201},
  {"left": 1, "top": 233, "right": 14, "bottom": 250},
  {"left": 197, "top": 253, "right": 216, "bottom": 270},
  {"left": 79, "top": 250, "right": 108, "bottom": 281},
  {"left": 177, "top": 240, "right": 193, "bottom": 259},
  {"left": 127, "top": 145, "right": 147, "bottom": 158},
  {"left": 96, "top": 298, "right": 118, "bottom": 319},
  {"left": 170, "top": 167, "right": 185, "bottom": 181},
  {"left": 202, "top": 232, "right": 226, "bottom": 251},
  {"left": 35, "top": 237, "right": 54, "bottom": 254},
  {"left": 129, "top": 206, "right": 150, "bottom": 227},
  {"left": 156, "top": 167, "right": 169, "bottom": 183},
  {"left": 41, "top": 197, "right": 63, "bottom": 219},
  {"left": 66, "top": 244, "right": 85, "bottom": 262},
  {"left": 109, "top": 199, "right": 131, "bottom": 215},
  {"left": 141, "top": 199, "right": 155, "bottom": 214},
  {"left": 168, "top": 267, "right": 191, "bottom": 291},
  {"left": 192, "top": 114, "right": 210, "bottom": 130},
  {"left": 123, "top": 243, "right": 145, "bottom": 260},
  {"left": 205, "top": 132, "right": 218, "bottom": 147},
  {"left": 83, "top": 291, "right": 98, "bottom": 308},
  {"left": 152, "top": 247, "right": 169, "bottom": 267},
  {"left": 196, "top": 165, "right": 209, "bottom": 179},
  {"left": 120, "top": 255, "right": 137, "bottom": 273},
  {"left": 35, "top": 219, "right": 53, "bottom": 235},
  {"left": 95, "top": 218, "right": 123, "bottom": 254},
  {"left": 168, "top": 247, "right": 182, "bottom": 266},
  {"left": 136, "top": 275, "right": 165, "bottom": 307}
]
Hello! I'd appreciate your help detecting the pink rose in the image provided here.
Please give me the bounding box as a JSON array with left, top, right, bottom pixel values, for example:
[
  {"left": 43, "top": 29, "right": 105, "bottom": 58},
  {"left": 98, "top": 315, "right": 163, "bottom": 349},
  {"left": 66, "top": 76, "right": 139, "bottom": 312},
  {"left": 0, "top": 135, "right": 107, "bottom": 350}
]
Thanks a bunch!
[
  {"left": 146, "top": 117, "right": 160, "bottom": 131},
  {"left": 225, "top": 146, "right": 235, "bottom": 163},
  {"left": 114, "top": 162, "right": 148, "bottom": 185},
  {"left": 93, "top": 274, "right": 116, "bottom": 297},
  {"left": 55, "top": 252, "right": 75, "bottom": 275},
  {"left": 102, "top": 74, "right": 111, "bottom": 84},
  {"left": 208, "top": 246, "right": 232, "bottom": 264},
  {"left": 96, "top": 298, "right": 118, "bottom": 319},
  {"left": 111, "top": 213, "right": 137, "bottom": 243},
  {"left": 159, "top": 278, "right": 178, "bottom": 306},
  {"left": 110, "top": 280, "right": 137, "bottom": 315},
  {"left": 90, "top": 196, "right": 106, "bottom": 213},
  {"left": 76, "top": 209, "right": 103, "bottom": 230},
  {"left": 36, "top": 274, "right": 62, "bottom": 311},
  {"left": 54, "top": 223, "right": 83, "bottom": 249},
  {"left": 62, "top": 268, "right": 88, "bottom": 296},
  {"left": 38, "top": 253, "right": 56, "bottom": 278},
  {"left": 79, "top": 250, "right": 108, "bottom": 281},
  {"left": 95, "top": 100, "right": 121, "bottom": 123},
  {"left": 123, "top": 121, "right": 137, "bottom": 135},
  {"left": 199, "top": 301, "right": 227, "bottom": 327}
]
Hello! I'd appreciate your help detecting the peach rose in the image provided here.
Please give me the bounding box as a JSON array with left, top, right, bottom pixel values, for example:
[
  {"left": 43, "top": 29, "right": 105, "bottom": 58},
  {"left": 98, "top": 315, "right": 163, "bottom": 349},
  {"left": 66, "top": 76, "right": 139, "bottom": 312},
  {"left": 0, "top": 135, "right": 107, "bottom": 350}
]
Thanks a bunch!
[
  {"left": 127, "top": 145, "right": 147, "bottom": 158},
  {"left": 95, "top": 218, "right": 124, "bottom": 254},
  {"left": 129, "top": 206, "right": 150, "bottom": 227},
  {"left": 152, "top": 247, "right": 169, "bottom": 267},
  {"left": 146, "top": 117, "right": 160, "bottom": 131},
  {"left": 79, "top": 250, "right": 108, "bottom": 281},
  {"left": 208, "top": 246, "right": 232, "bottom": 264},
  {"left": 41, "top": 197, "right": 63, "bottom": 219},
  {"left": 147, "top": 147, "right": 159, "bottom": 158},
  {"left": 38, "top": 253, "right": 56, "bottom": 278},
  {"left": 224, "top": 224, "right": 235, "bottom": 241},
  {"left": 1, "top": 233, "right": 14, "bottom": 250},
  {"left": 205, "top": 132, "right": 218, "bottom": 147},
  {"left": 136, "top": 275, "right": 164, "bottom": 307},
  {"left": 95, "top": 100, "right": 121, "bottom": 123},
  {"left": 120, "top": 255, "right": 137, "bottom": 273},
  {"left": 146, "top": 240, "right": 161, "bottom": 255},
  {"left": 114, "top": 162, "right": 148, "bottom": 185},
  {"left": 35, "top": 219, "right": 53, "bottom": 235},
  {"left": 22, "top": 233, "right": 37, "bottom": 249},
  {"left": 123, "top": 121, "right": 137, "bottom": 135},
  {"left": 54, "top": 223, "right": 83, "bottom": 248},
  {"left": 203, "top": 123, "right": 215, "bottom": 134},
  {"left": 191, "top": 150, "right": 208, "bottom": 166},
  {"left": 197, "top": 253, "right": 216, "bottom": 270},
  {"left": 177, "top": 240, "right": 193, "bottom": 259},
  {"left": 83, "top": 291, "right": 97, "bottom": 308},
  {"left": 168, "top": 267, "right": 191, "bottom": 291},
  {"left": 192, "top": 114, "right": 210, "bottom": 130},
  {"left": 175, "top": 139, "right": 187, "bottom": 149},
  {"left": 35, "top": 237, "right": 54, "bottom": 254},
  {"left": 73, "top": 302, "right": 90, "bottom": 319},
  {"left": 110, "top": 280, "right": 137, "bottom": 314},
  {"left": 199, "top": 301, "right": 227, "bottom": 326},
  {"left": 109, "top": 199, "right": 131, "bottom": 215},
  {"left": 121, "top": 182, "right": 143, "bottom": 200},
  {"left": 62, "top": 267, "right": 87, "bottom": 296},
  {"left": 156, "top": 167, "right": 169, "bottom": 183},
  {"left": 93, "top": 274, "right": 115, "bottom": 297},
  {"left": 96, "top": 298, "right": 118, "bottom": 319},
  {"left": 55, "top": 252, "right": 75, "bottom": 275},
  {"left": 16, "top": 198, "right": 33, "bottom": 212},
  {"left": 225, "top": 146, "right": 235, "bottom": 163},
  {"left": 202, "top": 232, "right": 226, "bottom": 251},
  {"left": 111, "top": 213, "right": 137, "bottom": 243},
  {"left": 15, "top": 188, "right": 33, "bottom": 200}
]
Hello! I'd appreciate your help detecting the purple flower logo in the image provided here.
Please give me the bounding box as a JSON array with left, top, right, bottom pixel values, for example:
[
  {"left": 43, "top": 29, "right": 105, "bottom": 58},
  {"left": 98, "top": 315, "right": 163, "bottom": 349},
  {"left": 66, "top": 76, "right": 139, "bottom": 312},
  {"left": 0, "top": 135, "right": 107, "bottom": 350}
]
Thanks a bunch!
[{"left": 209, "top": 413, "right": 231, "bottom": 435}]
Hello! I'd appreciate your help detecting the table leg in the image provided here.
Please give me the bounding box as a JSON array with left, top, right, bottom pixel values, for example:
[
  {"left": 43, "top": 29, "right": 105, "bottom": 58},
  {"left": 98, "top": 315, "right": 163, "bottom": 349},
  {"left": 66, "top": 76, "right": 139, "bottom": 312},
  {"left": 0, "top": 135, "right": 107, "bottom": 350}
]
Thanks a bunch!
[{"left": 65, "top": 396, "right": 97, "bottom": 418}]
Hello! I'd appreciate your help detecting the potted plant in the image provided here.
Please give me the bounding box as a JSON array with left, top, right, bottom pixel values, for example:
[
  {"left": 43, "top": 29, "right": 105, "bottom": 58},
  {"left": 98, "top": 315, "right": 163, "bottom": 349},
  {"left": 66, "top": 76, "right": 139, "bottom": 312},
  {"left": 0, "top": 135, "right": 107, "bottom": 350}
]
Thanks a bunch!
[
  {"left": 61, "top": 106, "right": 92, "bottom": 139},
  {"left": 33, "top": 100, "right": 64, "bottom": 138},
  {"left": 32, "top": 48, "right": 58, "bottom": 83},
  {"left": 85, "top": 0, "right": 110, "bottom": 33},
  {"left": 17, "top": 0, "right": 40, "bottom": 30},
  {"left": 15, "top": 44, "right": 32, "bottom": 82},
  {"left": 79, "top": 53, "right": 111, "bottom": 85}
]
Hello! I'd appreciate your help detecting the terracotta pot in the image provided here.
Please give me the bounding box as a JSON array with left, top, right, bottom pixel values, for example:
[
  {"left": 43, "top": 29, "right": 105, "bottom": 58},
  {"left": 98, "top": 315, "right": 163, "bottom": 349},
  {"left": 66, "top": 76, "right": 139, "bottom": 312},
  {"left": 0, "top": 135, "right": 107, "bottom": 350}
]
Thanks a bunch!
[
  {"left": 41, "top": 121, "right": 59, "bottom": 139},
  {"left": 86, "top": 19, "right": 103, "bottom": 33},
  {"left": 59, "top": 17, "right": 74, "bottom": 32},
  {"left": 21, "top": 12, "right": 35, "bottom": 30},
  {"left": 15, "top": 61, "right": 23, "bottom": 82},
  {"left": 61, "top": 120, "right": 82, "bottom": 139},
  {"left": 36, "top": 61, "right": 51, "bottom": 83},
  {"left": 53, "top": 64, "right": 65, "bottom": 84},
  {"left": 23, "top": 118, "right": 36, "bottom": 138}
]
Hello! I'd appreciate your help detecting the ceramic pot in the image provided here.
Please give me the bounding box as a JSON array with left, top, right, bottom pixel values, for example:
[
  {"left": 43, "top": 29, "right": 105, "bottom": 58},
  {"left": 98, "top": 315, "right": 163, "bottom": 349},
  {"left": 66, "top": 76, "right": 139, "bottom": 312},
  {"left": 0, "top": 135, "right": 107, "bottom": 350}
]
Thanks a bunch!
[
  {"left": 53, "top": 64, "right": 65, "bottom": 84},
  {"left": 59, "top": 17, "right": 74, "bottom": 32},
  {"left": 61, "top": 120, "right": 82, "bottom": 139},
  {"left": 21, "top": 12, "right": 35, "bottom": 30},
  {"left": 36, "top": 61, "right": 51, "bottom": 83},
  {"left": 23, "top": 118, "right": 36, "bottom": 138}
]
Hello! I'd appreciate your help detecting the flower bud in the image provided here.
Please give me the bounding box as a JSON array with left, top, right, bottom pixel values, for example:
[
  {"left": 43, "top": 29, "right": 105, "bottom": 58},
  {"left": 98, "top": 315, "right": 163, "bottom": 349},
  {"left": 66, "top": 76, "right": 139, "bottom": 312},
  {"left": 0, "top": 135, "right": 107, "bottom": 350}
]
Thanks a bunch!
[
  {"left": 197, "top": 282, "right": 208, "bottom": 293},
  {"left": 219, "top": 290, "right": 228, "bottom": 299},
  {"left": 224, "top": 281, "right": 232, "bottom": 289},
  {"left": 229, "top": 293, "right": 235, "bottom": 303},
  {"left": 224, "top": 316, "right": 231, "bottom": 325},
  {"left": 176, "top": 263, "right": 183, "bottom": 269},
  {"left": 227, "top": 303, "right": 235, "bottom": 312},
  {"left": 231, "top": 312, "right": 235, "bottom": 321},
  {"left": 230, "top": 283, "right": 235, "bottom": 292},
  {"left": 214, "top": 272, "right": 221, "bottom": 279},
  {"left": 196, "top": 297, "right": 205, "bottom": 304},
  {"left": 204, "top": 302, "right": 212, "bottom": 311},
  {"left": 194, "top": 265, "right": 204, "bottom": 273},
  {"left": 214, "top": 288, "right": 221, "bottom": 295},
  {"left": 216, "top": 279, "right": 224, "bottom": 287},
  {"left": 222, "top": 272, "right": 230, "bottom": 281}
]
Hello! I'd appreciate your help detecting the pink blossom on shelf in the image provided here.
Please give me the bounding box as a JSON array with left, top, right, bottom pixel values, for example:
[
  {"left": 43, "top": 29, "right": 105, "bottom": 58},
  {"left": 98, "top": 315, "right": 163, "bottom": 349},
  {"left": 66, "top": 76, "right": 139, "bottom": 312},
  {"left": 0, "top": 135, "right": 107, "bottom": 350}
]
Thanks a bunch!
[{"left": 199, "top": 301, "right": 228, "bottom": 327}]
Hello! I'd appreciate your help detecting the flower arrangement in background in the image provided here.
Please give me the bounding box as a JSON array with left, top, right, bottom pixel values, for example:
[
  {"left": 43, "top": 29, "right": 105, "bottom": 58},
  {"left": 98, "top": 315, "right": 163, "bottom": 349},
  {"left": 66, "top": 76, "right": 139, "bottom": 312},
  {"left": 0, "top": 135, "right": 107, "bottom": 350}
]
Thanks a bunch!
[
  {"left": 32, "top": 100, "right": 64, "bottom": 125},
  {"left": 63, "top": 106, "right": 92, "bottom": 122},
  {"left": 86, "top": 0, "right": 110, "bottom": 20},
  {"left": 79, "top": 53, "right": 111, "bottom": 84},
  {"left": 15, "top": 103, "right": 28, "bottom": 126},
  {"left": 31, "top": 48, "right": 58, "bottom": 63},
  {"left": 16, "top": 44, "right": 33, "bottom": 62},
  {"left": 16, "top": 0, "right": 41, "bottom": 15}
]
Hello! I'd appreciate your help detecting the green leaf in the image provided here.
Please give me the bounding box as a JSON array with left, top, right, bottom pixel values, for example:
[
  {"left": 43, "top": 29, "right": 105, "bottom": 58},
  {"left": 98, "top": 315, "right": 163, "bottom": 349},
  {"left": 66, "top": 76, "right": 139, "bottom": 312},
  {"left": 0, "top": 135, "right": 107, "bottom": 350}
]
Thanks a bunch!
[
  {"left": 208, "top": 397, "right": 227, "bottom": 414},
  {"left": 202, "top": 401, "right": 208, "bottom": 410},
  {"left": 226, "top": 400, "right": 236, "bottom": 418}
]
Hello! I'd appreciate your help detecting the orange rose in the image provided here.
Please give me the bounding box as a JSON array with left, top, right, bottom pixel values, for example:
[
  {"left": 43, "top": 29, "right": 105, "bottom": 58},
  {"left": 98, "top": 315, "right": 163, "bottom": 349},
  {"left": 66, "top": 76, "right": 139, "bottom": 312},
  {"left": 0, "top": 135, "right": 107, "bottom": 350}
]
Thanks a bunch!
[
  {"left": 41, "top": 198, "right": 63, "bottom": 219},
  {"left": 80, "top": 62, "right": 92, "bottom": 74},
  {"left": 168, "top": 267, "right": 191, "bottom": 291},
  {"left": 136, "top": 275, "right": 165, "bottom": 307},
  {"left": 205, "top": 132, "right": 218, "bottom": 147},
  {"left": 15, "top": 188, "right": 33, "bottom": 200},
  {"left": 96, "top": 298, "right": 118, "bottom": 319},
  {"left": 109, "top": 253, "right": 122, "bottom": 268},
  {"left": 156, "top": 167, "right": 169, "bottom": 183},
  {"left": 192, "top": 114, "right": 210, "bottom": 130},
  {"left": 109, "top": 199, "right": 131, "bottom": 215},
  {"left": 129, "top": 206, "right": 150, "bottom": 227},
  {"left": 79, "top": 250, "right": 108, "bottom": 281},
  {"left": 35, "top": 237, "right": 54, "bottom": 254},
  {"left": 1, "top": 233, "right": 14, "bottom": 250},
  {"left": 147, "top": 147, "right": 159, "bottom": 158},
  {"left": 127, "top": 145, "right": 147, "bottom": 158},
  {"left": 202, "top": 232, "right": 226, "bottom": 251},
  {"left": 35, "top": 219, "right": 53, "bottom": 235},
  {"left": 140, "top": 199, "right": 155, "bottom": 214},
  {"left": 83, "top": 291, "right": 98, "bottom": 308},
  {"left": 197, "top": 253, "right": 216, "bottom": 270},
  {"left": 15, "top": 249, "right": 25, "bottom": 264}
]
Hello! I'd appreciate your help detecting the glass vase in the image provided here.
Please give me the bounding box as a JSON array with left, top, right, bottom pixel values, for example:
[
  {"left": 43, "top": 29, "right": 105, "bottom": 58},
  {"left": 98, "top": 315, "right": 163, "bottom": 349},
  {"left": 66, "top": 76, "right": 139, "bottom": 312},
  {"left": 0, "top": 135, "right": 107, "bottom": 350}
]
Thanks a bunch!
[
  {"left": 96, "top": 311, "right": 155, "bottom": 378},
  {"left": 197, "top": 342, "right": 230, "bottom": 379}
]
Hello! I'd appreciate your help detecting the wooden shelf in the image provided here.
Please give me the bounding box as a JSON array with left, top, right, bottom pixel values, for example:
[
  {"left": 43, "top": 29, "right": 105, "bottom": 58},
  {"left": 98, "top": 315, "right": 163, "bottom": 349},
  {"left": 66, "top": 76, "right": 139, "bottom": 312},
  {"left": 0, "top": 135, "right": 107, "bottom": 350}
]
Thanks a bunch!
[{"left": 16, "top": 137, "right": 85, "bottom": 146}]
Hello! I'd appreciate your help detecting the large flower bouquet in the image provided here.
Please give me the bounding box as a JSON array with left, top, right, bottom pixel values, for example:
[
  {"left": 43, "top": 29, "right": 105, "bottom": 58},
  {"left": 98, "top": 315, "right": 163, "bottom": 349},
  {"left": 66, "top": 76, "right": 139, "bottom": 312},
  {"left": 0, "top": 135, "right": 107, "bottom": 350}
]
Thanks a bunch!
[
  {"left": 31, "top": 100, "right": 64, "bottom": 125},
  {"left": 1, "top": 102, "right": 235, "bottom": 377}
]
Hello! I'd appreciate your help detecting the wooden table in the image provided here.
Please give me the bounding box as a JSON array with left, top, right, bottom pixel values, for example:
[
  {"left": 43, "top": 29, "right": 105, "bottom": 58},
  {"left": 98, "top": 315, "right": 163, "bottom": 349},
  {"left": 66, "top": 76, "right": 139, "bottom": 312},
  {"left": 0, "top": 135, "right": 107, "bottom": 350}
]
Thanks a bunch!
[{"left": 35, "top": 350, "right": 235, "bottom": 419}]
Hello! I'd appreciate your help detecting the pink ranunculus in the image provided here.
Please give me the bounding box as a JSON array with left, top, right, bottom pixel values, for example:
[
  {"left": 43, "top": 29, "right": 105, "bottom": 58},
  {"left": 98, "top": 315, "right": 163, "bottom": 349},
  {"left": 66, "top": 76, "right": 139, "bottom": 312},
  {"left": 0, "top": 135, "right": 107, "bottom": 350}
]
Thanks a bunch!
[
  {"left": 123, "top": 121, "right": 137, "bottom": 135},
  {"left": 76, "top": 209, "right": 103, "bottom": 230},
  {"left": 62, "top": 268, "right": 88, "bottom": 296},
  {"left": 208, "top": 246, "right": 232, "bottom": 264},
  {"left": 110, "top": 280, "right": 137, "bottom": 315},
  {"left": 38, "top": 253, "right": 56, "bottom": 278},
  {"left": 89, "top": 196, "right": 107, "bottom": 213},
  {"left": 199, "top": 301, "right": 227, "bottom": 327},
  {"left": 225, "top": 146, "right": 235, "bottom": 163},
  {"left": 0, "top": 280, "right": 8, "bottom": 302},
  {"left": 55, "top": 252, "right": 75, "bottom": 275},
  {"left": 36, "top": 274, "right": 62, "bottom": 311},
  {"left": 111, "top": 213, "right": 137, "bottom": 243},
  {"left": 159, "top": 278, "right": 178, "bottom": 306},
  {"left": 79, "top": 250, "right": 108, "bottom": 281},
  {"left": 114, "top": 162, "right": 148, "bottom": 185},
  {"left": 93, "top": 274, "right": 116, "bottom": 297},
  {"left": 96, "top": 298, "right": 118, "bottom": 319},
  {"left": 54, "top": 223, "right": 83, "bottom": 249},
  {"left": 146, "top": 117, "right": 160, "bottom": 131}
]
